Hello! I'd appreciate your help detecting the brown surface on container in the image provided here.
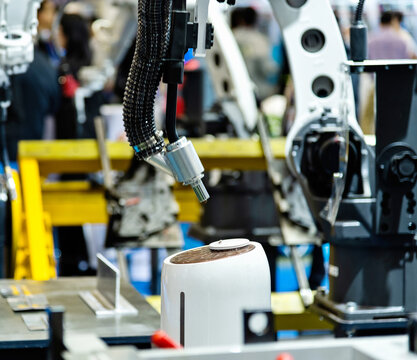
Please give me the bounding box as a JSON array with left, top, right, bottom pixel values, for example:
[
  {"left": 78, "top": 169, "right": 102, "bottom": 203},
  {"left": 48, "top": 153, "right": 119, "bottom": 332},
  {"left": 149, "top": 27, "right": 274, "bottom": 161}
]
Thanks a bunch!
[{"left": 170, "top": 244, "right": 255, "bottom": 264}]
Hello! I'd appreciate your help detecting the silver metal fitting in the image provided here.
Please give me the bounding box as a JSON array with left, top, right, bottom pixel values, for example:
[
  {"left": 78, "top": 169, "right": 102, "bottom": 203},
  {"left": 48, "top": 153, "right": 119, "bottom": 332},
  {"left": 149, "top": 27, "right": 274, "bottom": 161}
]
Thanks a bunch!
[
  {"left": 165, "top": 137, "right": 210, "bottom": 203},
  {"left": 133, "top": 131, "right": 164, "bottom": 153},
  {"left": 4, "top": 167, "right": 16, "bottom": 200}
]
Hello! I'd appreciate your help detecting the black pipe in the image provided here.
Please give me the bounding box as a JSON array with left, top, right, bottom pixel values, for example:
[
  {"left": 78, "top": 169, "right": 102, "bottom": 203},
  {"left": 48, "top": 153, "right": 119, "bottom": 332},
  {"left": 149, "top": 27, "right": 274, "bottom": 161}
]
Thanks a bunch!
[
  {"left": 166, "top": 83, "right": 180, "bottom": 143},
  {"left": 123, "top": 0, "right": 172, "bottom": 160}
]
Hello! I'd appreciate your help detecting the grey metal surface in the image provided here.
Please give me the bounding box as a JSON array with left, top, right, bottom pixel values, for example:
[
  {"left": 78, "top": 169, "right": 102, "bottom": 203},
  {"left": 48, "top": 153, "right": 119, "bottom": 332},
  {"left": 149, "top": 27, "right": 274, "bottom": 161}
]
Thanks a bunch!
[
  {"left": 0, "top": 277, "right": 160, "bottom": 348},
  {"left": 97, "top": 253, "right": 120, "bottom": 308},
  {"left": 21, "top": 313, "right": 48, "bottom": 331},
  {"left": 135, "top": 336, "right": 417, "bottom": 360},
  {"left": 79, "top": 290, "right": 138, "bottom": 317}
]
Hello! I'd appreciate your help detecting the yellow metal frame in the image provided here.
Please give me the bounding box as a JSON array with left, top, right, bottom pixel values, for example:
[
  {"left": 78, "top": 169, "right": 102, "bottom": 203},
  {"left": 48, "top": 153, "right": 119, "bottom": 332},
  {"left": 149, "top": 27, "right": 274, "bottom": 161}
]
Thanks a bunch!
[{"left": 14, "top": 138, "right": 286, "bottom": 280}]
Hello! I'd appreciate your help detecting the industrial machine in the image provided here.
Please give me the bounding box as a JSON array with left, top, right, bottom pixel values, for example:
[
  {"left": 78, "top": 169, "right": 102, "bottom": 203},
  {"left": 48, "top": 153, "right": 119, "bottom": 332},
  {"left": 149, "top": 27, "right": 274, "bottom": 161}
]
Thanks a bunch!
[
  {"left": 0, "top": 0, "right": 41, "bottom": 277},
  {"left": 1, "top": 0, "right": 416, "bottom": 358},
  {"left": 160, "top": 238, "right": 271, "bottom": 347},
  {"left": 273, "top": 0, "right": 417, "bottom": 335},
  {"left": 0, "top": 0, "right": 41, "bottom": 196},
  {"left": 122, "top": 0, "right": 417, "bottom": 337}
]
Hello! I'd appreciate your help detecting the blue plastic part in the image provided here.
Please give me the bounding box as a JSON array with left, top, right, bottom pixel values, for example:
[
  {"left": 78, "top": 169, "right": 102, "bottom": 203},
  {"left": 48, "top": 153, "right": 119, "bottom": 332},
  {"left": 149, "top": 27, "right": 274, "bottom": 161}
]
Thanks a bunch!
[
  {"left": 184, "top": 48, "right": 194, "bottom": 63},
  {"left": 0, "top": 161, "right": 18, "bottom": 173}
]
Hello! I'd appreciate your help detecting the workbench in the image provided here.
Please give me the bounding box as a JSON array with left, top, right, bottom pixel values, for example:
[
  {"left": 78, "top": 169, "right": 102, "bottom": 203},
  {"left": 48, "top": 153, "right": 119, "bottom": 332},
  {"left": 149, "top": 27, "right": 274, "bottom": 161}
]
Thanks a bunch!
[{"left": 0, "top": 277, "right": 160, "bottom": 358}]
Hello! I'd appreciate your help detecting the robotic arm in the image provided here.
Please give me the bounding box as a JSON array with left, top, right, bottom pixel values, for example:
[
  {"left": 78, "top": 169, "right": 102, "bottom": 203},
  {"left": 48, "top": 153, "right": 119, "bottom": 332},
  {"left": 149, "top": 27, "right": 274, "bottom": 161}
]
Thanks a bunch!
[
  {"left": 0, "top": 0, "right": 40, "bottom": 75},
  {"left": 270, "top": 0, "right": 417, "bottom": 334},
  {"left": 123, "top": 0, "right": 236, "bottom": 203},
  {"left": 122, "top": 0, "right": 363, "bottom": 205},
  {"left": 0, "top": 0, "right": 41, "bottom": 200},
  {"left": 125, "top": 0, "right": 417, "bottom": 334}
]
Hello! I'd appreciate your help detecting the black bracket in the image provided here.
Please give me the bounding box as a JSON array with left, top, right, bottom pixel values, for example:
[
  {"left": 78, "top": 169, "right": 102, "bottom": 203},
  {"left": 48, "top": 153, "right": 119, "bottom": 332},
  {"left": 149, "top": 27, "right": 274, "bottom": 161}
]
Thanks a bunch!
[
  {"left": 163, "top": 1, "right": 215, "bottom": 85},
  {"left": 243, "top": 310, "right": 276, "bottom": 344}
]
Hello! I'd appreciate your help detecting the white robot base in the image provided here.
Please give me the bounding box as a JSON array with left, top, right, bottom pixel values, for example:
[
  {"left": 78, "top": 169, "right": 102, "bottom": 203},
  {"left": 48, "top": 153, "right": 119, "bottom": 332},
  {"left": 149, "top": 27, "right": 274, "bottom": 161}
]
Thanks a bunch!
[{"left": 161, "top": 239, "right": 271, "bottom": 348}]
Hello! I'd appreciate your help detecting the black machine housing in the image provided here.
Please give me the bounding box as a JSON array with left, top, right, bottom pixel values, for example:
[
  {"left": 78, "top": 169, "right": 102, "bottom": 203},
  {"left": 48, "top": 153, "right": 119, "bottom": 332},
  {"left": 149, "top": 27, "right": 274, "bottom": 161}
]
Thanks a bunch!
[{"left": 290, "top": 61, "right": 417, "bottom": 335}]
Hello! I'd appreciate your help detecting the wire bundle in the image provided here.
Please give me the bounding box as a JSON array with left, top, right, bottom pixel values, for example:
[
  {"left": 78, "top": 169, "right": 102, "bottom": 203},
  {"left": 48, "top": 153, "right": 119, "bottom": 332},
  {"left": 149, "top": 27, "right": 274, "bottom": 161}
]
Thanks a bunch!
[{"left": 123, "top": 0, "right": 172, "bottom": 159}]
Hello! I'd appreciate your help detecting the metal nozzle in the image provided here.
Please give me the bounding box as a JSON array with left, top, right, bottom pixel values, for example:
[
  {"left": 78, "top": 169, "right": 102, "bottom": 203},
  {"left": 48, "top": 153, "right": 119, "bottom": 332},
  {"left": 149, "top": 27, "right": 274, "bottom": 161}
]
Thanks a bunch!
[
  {"left": 191, "top": 178, "right": 210, "bottom": 203},
  {"left": 165, "top": 137, "right": 210, "bottom": 203}
]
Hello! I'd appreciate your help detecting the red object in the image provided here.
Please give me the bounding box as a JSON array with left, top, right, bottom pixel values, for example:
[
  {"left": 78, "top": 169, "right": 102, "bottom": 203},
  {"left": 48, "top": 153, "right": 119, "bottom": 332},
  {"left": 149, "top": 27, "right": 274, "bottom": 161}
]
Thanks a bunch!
[
  {"left": 276, "top": 353, "right": 295, "bottom": 360},
  {"left": 152, "top": 330, "right": 182, "bottom": 349},
  {"left": 60, "top": 74, "right": 79, "bottom": 98},
  {"left": 176, "top": 95, "right": 185, "bottom": 118},
  {"left": 184, "top": 59, "right": 200, "bottom": 72}
]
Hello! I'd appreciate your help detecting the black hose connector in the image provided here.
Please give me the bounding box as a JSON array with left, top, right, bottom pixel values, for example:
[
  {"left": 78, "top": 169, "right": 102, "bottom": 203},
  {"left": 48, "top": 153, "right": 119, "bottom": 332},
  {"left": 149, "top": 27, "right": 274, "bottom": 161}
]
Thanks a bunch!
[
  {"left": 350, "top": 22, "right": 368, "bottom": 62},
  {"left": 123, "top": 0, "right": 172, "bottom": 160},
  {"left": 350, "top": 0, "right": 367, "bottom": 62}
]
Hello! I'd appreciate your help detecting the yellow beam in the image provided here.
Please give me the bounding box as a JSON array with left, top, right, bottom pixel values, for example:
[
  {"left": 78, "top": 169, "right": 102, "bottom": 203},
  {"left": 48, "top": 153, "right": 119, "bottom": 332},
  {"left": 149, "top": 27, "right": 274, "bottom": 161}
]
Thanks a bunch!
[
  {"left": 18, "top": 138, "right": 286, "bottom": 176},
  {"left": 41, "top": 181, "right": 200, "bottom": 225},
  {"left": 43, "top": 187, "right": 108, "bottom": 226},
  {"left": 19, "top": 158, "right": 56, "bottom": 280}
]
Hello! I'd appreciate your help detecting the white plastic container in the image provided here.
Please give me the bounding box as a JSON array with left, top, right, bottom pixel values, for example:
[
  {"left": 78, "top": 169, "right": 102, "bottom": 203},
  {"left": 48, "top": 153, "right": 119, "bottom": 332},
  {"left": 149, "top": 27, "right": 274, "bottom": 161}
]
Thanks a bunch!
[{"left": 161, "top": 239, "right": 271, "bottom": 348}]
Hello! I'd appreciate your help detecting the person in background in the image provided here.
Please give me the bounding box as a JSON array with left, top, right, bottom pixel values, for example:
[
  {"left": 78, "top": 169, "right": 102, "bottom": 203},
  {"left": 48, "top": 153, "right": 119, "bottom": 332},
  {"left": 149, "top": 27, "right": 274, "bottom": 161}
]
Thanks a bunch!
[
  {"left": 368, "top": 11, "right": 409, "bottom": 60},
  {"left": 361, "top": 11, "right": 410, "bottom": 135},
  {"left": 231, "top": 7, "right": 278, "bottom": 101},
  {"left": 37, "top": 0, "right": 60, "bottom": 67},
  {"left": 55, "top": 12, "right": 110, "bottom": 276},
  {"left": 391, "top": 11, "right": 417, "bottom": 59},
  {"left": 55, "top": 13, "right": 100, "bottom": 140}
]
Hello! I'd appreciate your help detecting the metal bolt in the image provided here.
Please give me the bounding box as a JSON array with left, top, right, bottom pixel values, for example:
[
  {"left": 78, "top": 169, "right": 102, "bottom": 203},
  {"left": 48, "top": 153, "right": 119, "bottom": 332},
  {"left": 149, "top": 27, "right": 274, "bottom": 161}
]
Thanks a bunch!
[{"left": 346, "top": 302, "right": 357, "bottom": 311}]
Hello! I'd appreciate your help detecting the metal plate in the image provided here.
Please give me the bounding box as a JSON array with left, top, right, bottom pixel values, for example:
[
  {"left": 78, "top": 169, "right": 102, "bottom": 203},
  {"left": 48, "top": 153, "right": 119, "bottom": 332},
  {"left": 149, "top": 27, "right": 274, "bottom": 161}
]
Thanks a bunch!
[
  {"left": 0, "top": 278, "right": 159, "bottom": 349},
  {"left": 97, "top": 253, "right": 120, "bottom": 308}
]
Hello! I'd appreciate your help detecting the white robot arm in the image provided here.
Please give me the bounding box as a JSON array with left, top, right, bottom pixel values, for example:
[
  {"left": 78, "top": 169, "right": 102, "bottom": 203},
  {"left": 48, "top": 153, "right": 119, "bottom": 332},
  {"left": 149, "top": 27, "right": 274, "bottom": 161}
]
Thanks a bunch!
[
  {"left": 0, "top": 0, "right": 41, "bottom": 200},
  {"left": 0, "top": 0, "right": 41, "bottom": 75}
]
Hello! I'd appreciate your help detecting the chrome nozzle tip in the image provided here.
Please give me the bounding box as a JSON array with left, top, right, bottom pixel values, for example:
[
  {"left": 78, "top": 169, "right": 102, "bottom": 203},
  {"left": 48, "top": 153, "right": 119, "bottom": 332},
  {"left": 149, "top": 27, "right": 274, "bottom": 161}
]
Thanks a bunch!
[{"left": 191, "top": 179, "right": 210, "bottom": 203}]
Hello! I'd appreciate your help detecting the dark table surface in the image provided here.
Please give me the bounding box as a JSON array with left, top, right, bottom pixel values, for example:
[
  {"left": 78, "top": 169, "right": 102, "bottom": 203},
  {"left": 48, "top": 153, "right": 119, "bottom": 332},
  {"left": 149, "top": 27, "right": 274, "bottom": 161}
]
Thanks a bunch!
[{"left": 0, "top": 277, "right": 160, "bottom": 349}]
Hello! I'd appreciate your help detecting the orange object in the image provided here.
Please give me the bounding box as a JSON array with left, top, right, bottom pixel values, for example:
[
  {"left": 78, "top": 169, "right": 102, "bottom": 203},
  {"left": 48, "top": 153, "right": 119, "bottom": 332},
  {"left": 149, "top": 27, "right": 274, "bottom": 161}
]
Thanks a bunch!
[
  {"left": 152, "top": 330, "right": 182, "bottom": 349},
  {"left": 276, "top": 353, "right": 295, "bottom": 360}
]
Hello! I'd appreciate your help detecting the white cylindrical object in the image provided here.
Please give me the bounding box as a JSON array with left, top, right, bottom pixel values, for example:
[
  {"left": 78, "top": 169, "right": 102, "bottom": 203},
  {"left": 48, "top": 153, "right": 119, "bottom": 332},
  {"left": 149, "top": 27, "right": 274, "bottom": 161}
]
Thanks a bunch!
[{"left": 161, "top": 239, "right": 271, "bottom": 348}]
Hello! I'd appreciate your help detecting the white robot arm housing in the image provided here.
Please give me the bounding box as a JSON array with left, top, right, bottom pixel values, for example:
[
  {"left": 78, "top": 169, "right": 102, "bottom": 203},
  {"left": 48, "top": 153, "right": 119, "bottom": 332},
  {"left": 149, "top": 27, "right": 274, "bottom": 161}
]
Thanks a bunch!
[{"left": 0, "top": 0, "right": 41, "bottom": 75}]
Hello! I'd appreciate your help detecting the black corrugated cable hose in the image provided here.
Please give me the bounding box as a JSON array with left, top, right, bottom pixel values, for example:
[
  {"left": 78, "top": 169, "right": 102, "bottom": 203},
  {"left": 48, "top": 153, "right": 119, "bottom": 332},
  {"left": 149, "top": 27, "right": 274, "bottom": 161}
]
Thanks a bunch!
[
  {"left": 354, "top": 0, "right": 365, "bottom": 23},
  {"left": 123, "top": 0, "right": 172, "bottom": 160}
]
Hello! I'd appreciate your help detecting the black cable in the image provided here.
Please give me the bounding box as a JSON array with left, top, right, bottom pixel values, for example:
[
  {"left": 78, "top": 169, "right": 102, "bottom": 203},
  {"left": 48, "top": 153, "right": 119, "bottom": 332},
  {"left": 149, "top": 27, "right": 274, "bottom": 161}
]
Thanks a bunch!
[
  {"left": 350, "top": 0, "right": 367, "bottom": 62},
  {"left": 0, "top": 107, "right": 10, "bottom": 178},
  {"left": 354, "top": 0, "right": 366, "bottom": 24},
  {"left": 123, "top": 0, "right": 172, "bottom": 160},
  {"left": 166, "top": 83, "right": 180, "bottom": 143},
  {"left": 164, "top": 0, "right": 186, "bottom": 144}
]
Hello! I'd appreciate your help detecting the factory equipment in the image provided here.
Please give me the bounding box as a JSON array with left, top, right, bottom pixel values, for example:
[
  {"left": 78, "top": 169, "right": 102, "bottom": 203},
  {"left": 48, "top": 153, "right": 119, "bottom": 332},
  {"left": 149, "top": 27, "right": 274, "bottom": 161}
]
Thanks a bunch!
[
  {"left": 121, "top": 0, "right": 417, "bottom": 337},
  {"left": 122, "top": 0, "right": 233, "bottom": 203},
  {"left": 0, "top": 0, "right": 41, "bottom": 198},
  {"left": 160, "top": 238, "right": 271, "bottom": 347},
  {"left": 272, "top": 0, "right": 417, "bottom": 335},
  {"left": 0, "top": 0, "right": 41, "bottom": 278}
]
